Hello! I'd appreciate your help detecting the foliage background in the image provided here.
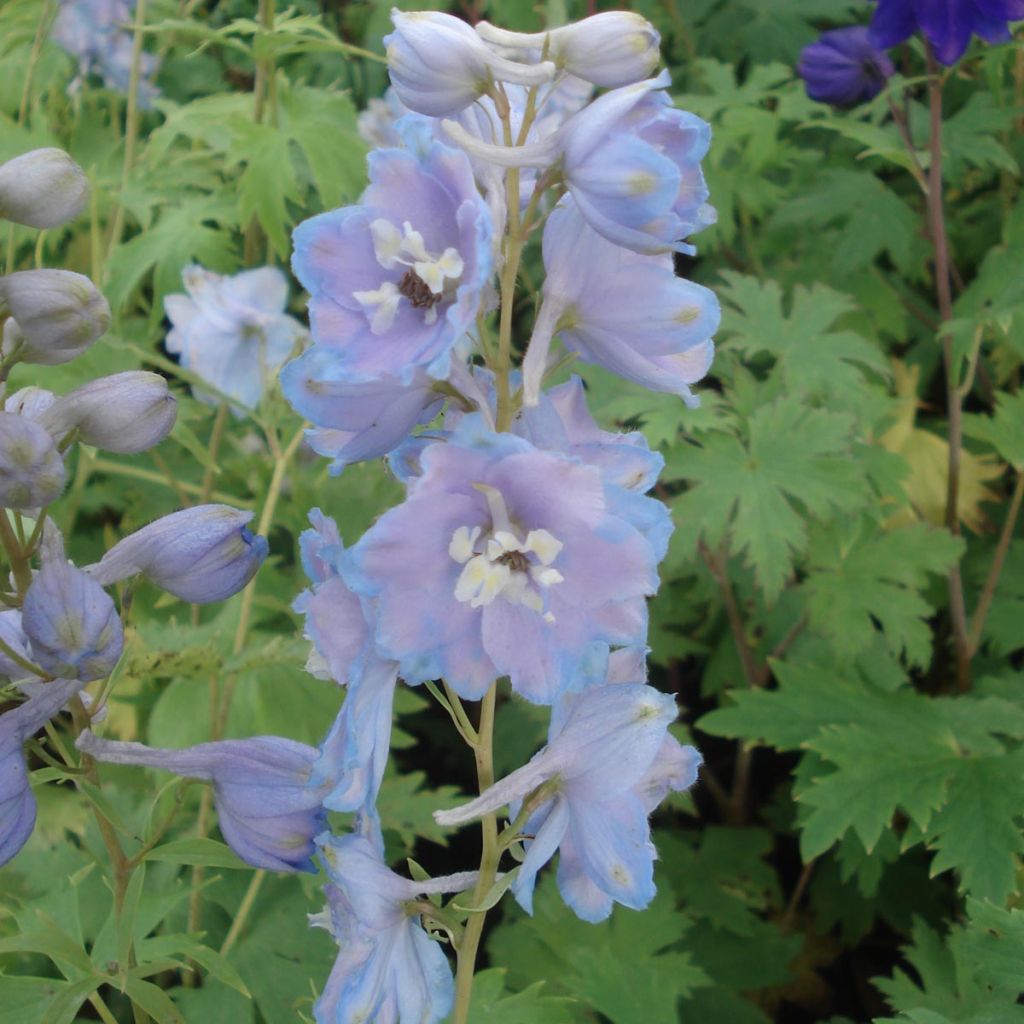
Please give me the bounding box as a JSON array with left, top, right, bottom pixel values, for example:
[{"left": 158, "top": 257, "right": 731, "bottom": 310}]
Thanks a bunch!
[{"left": 1, "top": 0, "right": 1022, "bottom": 1021}]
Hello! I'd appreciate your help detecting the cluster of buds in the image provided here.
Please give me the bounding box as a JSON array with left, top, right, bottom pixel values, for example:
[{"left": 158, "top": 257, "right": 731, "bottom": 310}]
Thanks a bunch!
[{"left": 0, "top": 149, "right": 269, "bottom": 869}]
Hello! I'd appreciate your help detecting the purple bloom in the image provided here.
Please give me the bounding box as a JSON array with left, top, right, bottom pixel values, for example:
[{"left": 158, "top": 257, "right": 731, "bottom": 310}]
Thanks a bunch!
[
  {"left": 0, "top": 677, "right": 83, "bottom": 867},
  {"left": 798, "top": 27, "right": 895, "bottom": 107},
  {"left": 77, "top": 731, "right": 328, "bottom": 872},
  {"left": 523, "top": 199, "right": 718, "bottom": 406},
  {"left": 165, "top": 265, "right": 304, "bottom": 413},
  {"left": 357, "top": 88, "right": 412, "bottom": 149},
  {"left": 281, "top": 346, "right": 443, "bottom": 475},
  {"left": 0, "top": 611, "right": 33, "bottom": 681},
  {"left": 343, "top": 416, "right": 665, "bottom": 703},
  {"left": 291, "top": 140, "right": 492, "bottom": 384},
  {"left": 870, "top": 0, "right": 1024, "bottom": 64},
  {"left": 295, "top": 511, "right": 399, "bottom": 817},
  {"left": 435, "top": 683, "right": 701, "bottom": 921},
  {"left": 87, "top": 504, "right": 268, "bottom": 604},
  {"left": 0, "top": 411, "right": 66, "bottom": 510},
  {"left": 22, "top": 551, "right": 123, "bottom": 682},
  {"left": 313, "top": 831, "right": 477, "bottom": 1024}
]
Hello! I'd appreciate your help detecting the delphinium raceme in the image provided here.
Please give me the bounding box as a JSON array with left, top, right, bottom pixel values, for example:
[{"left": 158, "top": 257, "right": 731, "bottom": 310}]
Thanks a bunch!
[
  {"left": 79, "top": 9, "right": 718, "bottom": 1021},
  {"left": 0, "top": 149, "right": 270, "bottom": 882}
]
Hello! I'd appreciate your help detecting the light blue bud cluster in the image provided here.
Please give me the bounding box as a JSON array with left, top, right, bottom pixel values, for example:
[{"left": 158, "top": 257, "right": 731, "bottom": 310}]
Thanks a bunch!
[{"left": 0, "top": 150, "right": 269, "bottom": 870}]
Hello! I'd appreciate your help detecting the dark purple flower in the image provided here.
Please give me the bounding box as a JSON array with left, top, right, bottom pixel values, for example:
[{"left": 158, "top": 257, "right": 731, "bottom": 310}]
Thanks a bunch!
[
  {"left": 870, "top": 0, "right": 1024, "bottom": 66},
  {"left": 798, "top": 27, "right": 895, "bottom": 107}
]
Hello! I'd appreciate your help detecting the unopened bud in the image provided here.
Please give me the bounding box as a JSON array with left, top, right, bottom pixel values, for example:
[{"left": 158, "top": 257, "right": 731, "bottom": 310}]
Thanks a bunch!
[
  {"left": 0, "top": 270, "right": 110, "bottom": 365},
  {"left": 385, "top": 9, "right": 556, "bottom": 116},
  {"left": 22, "top": 553, "right": 123, "bottom": 682},
  {"left": 477, "top": 13, "right": 660, "bottom": 88},
  {"left": 87, "top": 505, "right": 269, "bottom": 604},
  {"left": 0, "top": 148, "right": 89, "bottom": 230},
  {"left": 39, "top": 371, "right": 177, "bottom": 454},
  {"left": 0, "top": 411, "right": 66, "bottom": 510}
]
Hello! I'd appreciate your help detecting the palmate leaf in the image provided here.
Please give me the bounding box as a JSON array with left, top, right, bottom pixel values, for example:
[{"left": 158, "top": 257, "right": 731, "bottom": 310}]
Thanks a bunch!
[
  {"left": 963, "top": 390, "right": 1024, "bottom": 470},
  {"left": 772, "top": 169, "right": 925, "bottom": 280},
  {"left": 467, "top": 970, "right": 575, "bottom": 1024},
  {"left": 922, "top": 752, "right": 1024, "bottom": 904},
  {"left": 487, "top": 876, "right": 708, "bottom": 1024},
  {"left": 803, "top": 519, "right": 964, "bottom": 667},
  {"left": 718, "top": 273, "right": 888, "bottom": 401},
  {"left": 667, "top": 396, "right": 865, "bottom": 602}
]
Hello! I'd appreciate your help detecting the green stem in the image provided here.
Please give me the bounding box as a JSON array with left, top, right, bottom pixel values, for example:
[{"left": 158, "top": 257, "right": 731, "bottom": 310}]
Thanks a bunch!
[
  {"left": 105, "top": 0, "right": 148, "bottom": 269},
  {"left": 16, "top": 0, "right": 55, "bottom": 126},
  {"left": 219, "top": 870, "right": 266, "bottom": 956},
  {"left": 91, "top": 457, "right": 251, "bottom": 508},
  {"left": 0, "top": 512, "right": 32, "bottom": 595},
  {"left": 452, "top": 684, "right": 499, "bottom": 1024}
]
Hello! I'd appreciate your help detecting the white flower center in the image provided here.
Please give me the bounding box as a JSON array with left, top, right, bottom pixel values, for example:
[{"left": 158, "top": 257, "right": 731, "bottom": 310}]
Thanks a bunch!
[
  {"left": 353, "top": 219, "right": 464, "bottom": 335},
  {"left": 448, "top": 484, "right": 564, "bottom": 621}
]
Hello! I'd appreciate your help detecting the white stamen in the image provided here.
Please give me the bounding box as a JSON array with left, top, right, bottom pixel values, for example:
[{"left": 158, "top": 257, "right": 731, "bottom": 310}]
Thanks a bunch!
[
  {"left": 449, "top": 486, "right": 564, "bottom": 619},
  {"left": 352, "top": 281, "right": 401, "bottom": 334}
]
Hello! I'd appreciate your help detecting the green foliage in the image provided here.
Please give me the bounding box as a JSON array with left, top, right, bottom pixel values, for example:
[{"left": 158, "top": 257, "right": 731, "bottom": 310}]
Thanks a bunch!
[{"left": 1, "top": 0, "right": 1023, "bottom": 1022}]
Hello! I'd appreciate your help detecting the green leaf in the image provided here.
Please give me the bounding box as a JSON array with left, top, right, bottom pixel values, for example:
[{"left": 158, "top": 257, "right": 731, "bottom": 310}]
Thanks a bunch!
[
  {"left": 803, "top": 520, "right": 964, "bottom": 667},
  {"left": 668, "top": 397, "right": 865, "bottom": 601},
  {"left": 145, "top": 837, "right": 248, "bottom": 870},
  {"left": 0, "top": 977, "right": 66, "bottom": 1024},
  {"left": 124, "top": 976, "right": 187, "bottom": 1024},
  {"left": 139, "top": 935, "right": 251, "bottom": 997},
  {"left": 963, "top": 391, "right": 1024, "bottom": 470},
  {"left": 39, "top": 976, "right": 103, "bottom": 1024},
  {"left": 233, "top": 122, "right": 301, "bottom": 258},
  {"left": 467, "top": 970, "right": 576, "bottom": 1024},
  {"left": 923, "top": 752, "right": 1024, "bottom": 904},
  {"left": 799, "top": 724, "right": 957, "bottom": 857},
  {"left": 718, "top": 273, "right": 887, "bottom": 401}
]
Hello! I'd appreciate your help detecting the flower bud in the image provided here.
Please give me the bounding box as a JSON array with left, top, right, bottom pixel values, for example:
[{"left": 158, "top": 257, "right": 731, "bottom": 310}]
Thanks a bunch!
[
  {"left": 5, "top": 384, "right": 56, "bottom": 421},
  {"left": 0, "top": 148, "right": 89, "bottom": 230},
  {"left": 76, "top": 732, "right": 328, "bottom": 872},
  {"left": 39, "top": 371, "right": 177, "bottom": 454},
  {"left": 22, "top": 556, "right": 123, "bottom": 682},
  {"left": 476, "top": 13, "right": 661, "bottom": 88},
  {"left": 385, "top": 9, "right": 556, "bottom": 116},
  {"left": 87, "top": 505, "right": 269, "bottom": 604},
  {"left": 0, "top": 411, "right": 66, "bottom": 510},
  {"left": 0, "top": 270, "right": 111, "bottom": 365}
]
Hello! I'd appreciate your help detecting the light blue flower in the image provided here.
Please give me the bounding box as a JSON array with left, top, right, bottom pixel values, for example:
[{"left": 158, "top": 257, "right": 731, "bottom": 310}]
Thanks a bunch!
[
  {"left": 523, "top": 198, "right": 718, "bottom": 406},
  {"left": 0, "top": 411, "right": 66, "bottom": 510},
  {"left": 51, "top": 0, "right": 160, "bottom": 106},
  {"left": 557, "top": 71, "right": 715, "bottom": 255},
  {"left": 77, "top": 731, "right": 329, "bottom": 872},
  {"left": 164, "top": 265, "right": 304, "bottom": 413},
  {"left": 295, "top": 510, "right": 399, "bottom": 819},
  {"left": 281, "top": 346, "right": 443, "bottom": 475},
  {"left": 435, "top": 681, "right": 701, "bottom": 921},
  {"left": 290, "top": 140, "right": 492, "bottom": 385},
  {"left": 342, "top": 416, "right": 666, "bottom": 703},
  {"left": 313, "top": 831, "right": 478, "bottom": 1024},
  {"left": 87, "top": 504, "right": 268, "bottom": 604},
  {"left": 1, "top": 677, "right": 83, "bottom": 868}
]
